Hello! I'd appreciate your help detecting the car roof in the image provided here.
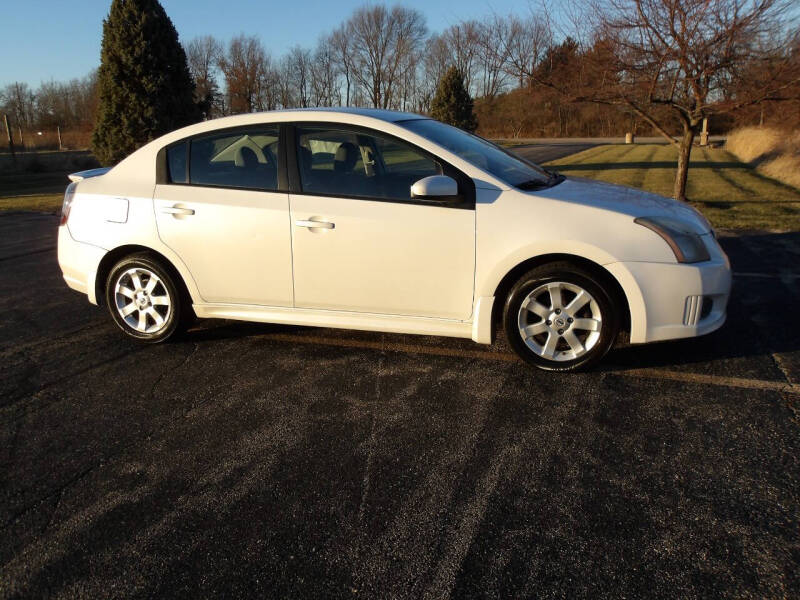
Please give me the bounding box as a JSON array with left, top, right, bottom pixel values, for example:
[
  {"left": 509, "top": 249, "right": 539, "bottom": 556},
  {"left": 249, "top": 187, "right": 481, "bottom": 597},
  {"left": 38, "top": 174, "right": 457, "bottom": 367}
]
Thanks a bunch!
[
  {"left": 275, "top": 107, "right": 427, "bottom": 122},
  {"left": 204, "top": 107, "right": 427, "bottom": 125},
  {"left": 143, "top": 108, "right": 429, "bottom": 144}
]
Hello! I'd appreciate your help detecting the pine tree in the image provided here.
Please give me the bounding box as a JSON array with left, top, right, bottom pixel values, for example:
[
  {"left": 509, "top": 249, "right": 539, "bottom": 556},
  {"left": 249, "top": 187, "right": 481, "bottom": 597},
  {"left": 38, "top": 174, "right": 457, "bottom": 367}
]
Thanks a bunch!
[
  {"left": 92, "top": 0, "right": 200, "bottom": 165},
  {"left": 430, "top": 67, "right": 478, "bottom": 132}
]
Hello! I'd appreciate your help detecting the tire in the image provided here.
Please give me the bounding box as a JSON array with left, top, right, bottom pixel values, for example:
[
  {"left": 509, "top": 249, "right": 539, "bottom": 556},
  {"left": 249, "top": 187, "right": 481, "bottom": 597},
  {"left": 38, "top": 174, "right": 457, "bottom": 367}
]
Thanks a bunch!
[
  {"left": 503, "top": 262, "right": 620, "bottom": 371},
  {"left": 105, "top": 253, "right": 190, "bottom": 343}
]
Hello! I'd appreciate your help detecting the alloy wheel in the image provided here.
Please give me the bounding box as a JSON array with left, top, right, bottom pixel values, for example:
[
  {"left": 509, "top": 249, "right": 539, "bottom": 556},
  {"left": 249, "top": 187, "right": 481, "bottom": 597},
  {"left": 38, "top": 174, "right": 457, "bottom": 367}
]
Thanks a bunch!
[
  {"left": 516, "top": 281, "right": 603, "bottom": 362},
  {"left": 113, "top": 267, "right": 172, "bottom": 334}
]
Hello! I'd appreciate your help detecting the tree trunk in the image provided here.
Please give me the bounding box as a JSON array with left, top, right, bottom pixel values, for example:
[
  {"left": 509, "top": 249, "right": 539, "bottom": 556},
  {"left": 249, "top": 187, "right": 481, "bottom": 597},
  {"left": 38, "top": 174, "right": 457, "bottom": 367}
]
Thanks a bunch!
[{"left": 673, "top": 126, "right": 696, "bottom": 202}]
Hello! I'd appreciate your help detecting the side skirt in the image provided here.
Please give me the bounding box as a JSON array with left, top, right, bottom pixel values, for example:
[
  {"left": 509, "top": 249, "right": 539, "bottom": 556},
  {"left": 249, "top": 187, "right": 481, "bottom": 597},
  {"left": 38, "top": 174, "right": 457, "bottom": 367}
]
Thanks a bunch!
[{"left": 192, "top": 303, "right": 476, "bottom": 341}]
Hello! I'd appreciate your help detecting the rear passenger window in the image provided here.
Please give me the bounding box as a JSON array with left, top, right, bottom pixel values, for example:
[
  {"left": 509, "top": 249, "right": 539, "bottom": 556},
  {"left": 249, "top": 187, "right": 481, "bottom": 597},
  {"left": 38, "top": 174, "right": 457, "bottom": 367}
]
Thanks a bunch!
[
  {"left": 167, "top": 143, "right": 187, "bottom": 183},
  {"left": 189, "top": 127, "right": 280, "bottom": 190}
]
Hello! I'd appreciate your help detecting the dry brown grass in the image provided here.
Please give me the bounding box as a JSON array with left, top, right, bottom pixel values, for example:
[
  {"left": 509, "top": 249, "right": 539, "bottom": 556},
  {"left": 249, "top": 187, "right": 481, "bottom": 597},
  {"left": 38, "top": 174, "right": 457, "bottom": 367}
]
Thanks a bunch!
[
  {"left": 760, "top": 154, "right": 800, "bottom": 189},
  {"left": 725, "top": 127, "right": 800, "bottom": 191},
  {"left": 724, "top": 127, "right": 784, "bottom": 162}
]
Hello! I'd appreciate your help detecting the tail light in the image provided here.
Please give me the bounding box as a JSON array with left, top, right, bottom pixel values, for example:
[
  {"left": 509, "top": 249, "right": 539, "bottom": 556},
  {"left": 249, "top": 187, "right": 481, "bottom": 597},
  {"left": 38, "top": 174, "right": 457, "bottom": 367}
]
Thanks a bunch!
[{"left": 60, "top": 182, "right": 77, "bottom": 226}]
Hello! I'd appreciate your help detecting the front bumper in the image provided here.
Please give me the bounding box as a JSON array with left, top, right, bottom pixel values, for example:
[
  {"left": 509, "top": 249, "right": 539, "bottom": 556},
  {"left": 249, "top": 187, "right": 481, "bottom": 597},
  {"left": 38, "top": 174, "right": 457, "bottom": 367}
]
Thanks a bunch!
[
  {"left": 57, "top": 225, "right": 106, "bottom": 304},
  {"left": 606, "top": 235, "right": 732, "bottom": 344}
]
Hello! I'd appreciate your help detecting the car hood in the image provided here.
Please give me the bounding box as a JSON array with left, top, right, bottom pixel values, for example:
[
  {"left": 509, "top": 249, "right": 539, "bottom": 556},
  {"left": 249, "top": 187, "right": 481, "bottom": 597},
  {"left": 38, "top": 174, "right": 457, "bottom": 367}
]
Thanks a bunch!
[{"left": 533, "top": 176, "right": 712, "bottom": 233}]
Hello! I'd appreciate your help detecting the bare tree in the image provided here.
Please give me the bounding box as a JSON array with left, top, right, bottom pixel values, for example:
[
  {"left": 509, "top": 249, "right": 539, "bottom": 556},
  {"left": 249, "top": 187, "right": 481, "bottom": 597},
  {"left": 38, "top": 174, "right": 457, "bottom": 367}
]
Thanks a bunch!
[
  {"left": 284, "top": 46, "right": 313, "bottom": 108},
  {"left": 440, "top": 21, "right": 482, "bottom": 94},
  {"left": 218, "top": 35, "right": 271, "bottom": 114},
  {"left": 1, "top": 82, "right": 37, "bottom": 129},
  {"left": 347, "top": 5, "right": 427, "bottom": 109},
  {"left": 539, "top": 0, "right": 800, "bottom": 200},
  {"left": 497, "top": 13, "right": 552, "bottom": 88},
  {"left": 311, "top": 38, "right": 340, "bottom": 107},
  {"left": 186, "top": 35, "right": 223, "bottom": 118},
  {"left": 67, "top": 71, "right": 99, "bottom": 128},
  {"left": 35, "top": 80, "right": 73, "bottom": 129},
  {"left": 476, "top": 18, "right": 510, "bottom": 98},
  {"left": 329, "top": 26, "right": 355, "bottom": 105},
  {"left": 417, "top": 35, "right": 451, "bottom": 111}
]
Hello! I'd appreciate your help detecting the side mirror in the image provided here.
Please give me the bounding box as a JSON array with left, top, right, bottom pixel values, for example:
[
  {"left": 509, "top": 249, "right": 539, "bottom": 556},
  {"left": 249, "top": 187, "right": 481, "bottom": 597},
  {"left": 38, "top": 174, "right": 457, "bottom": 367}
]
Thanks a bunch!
[{"left": 410, "top": 175, "right": 460, "bottom": 202}]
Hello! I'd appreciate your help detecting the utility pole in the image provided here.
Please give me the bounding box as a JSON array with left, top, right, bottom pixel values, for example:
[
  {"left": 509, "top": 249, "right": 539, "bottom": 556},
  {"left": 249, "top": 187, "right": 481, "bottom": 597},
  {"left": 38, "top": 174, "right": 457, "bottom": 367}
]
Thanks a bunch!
[{"left": 3, "top": 114, "right": 15, "bottom": 163}]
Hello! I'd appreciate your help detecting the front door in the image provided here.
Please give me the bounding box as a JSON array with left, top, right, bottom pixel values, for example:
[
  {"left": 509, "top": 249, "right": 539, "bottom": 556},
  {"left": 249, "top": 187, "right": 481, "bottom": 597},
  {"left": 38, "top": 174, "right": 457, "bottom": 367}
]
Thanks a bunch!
[
  {"left": 154, "top": 125, "right": 293, "bottom": 306},
  {"left": 289, "top": 125, "right": 475, "bottom": 320}
]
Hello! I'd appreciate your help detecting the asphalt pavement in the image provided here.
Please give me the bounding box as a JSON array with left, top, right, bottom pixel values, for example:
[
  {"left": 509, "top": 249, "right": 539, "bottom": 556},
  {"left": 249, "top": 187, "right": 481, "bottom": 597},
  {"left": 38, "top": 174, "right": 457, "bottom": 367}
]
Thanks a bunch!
[{"left": 1, "top": 212, "right": 798, "bottom": 599}]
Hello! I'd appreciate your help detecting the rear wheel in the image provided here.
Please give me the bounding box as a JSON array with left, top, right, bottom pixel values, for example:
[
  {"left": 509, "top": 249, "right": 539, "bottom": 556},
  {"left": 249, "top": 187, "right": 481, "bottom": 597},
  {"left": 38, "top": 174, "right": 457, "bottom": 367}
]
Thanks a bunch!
[
  {"left": 105, "top": 254, "right": 189, "bottom": 343},
  {"left": 503, "top": 262, "right": 620, "bottom": 371}
]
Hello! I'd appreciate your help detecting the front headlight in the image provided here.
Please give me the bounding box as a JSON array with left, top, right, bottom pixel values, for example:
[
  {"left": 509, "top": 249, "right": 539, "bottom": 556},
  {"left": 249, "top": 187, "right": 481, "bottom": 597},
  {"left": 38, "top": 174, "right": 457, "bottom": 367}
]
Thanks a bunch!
[{"left": 634, "top": 216, "right": 710, "bottom": 263}]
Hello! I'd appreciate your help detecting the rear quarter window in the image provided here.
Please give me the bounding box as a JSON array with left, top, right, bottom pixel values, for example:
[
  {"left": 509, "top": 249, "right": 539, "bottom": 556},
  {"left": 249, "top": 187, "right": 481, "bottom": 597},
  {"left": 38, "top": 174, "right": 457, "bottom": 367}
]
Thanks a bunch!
[{"left": 167, "top": 143, "right": 187, "bottom": 184}]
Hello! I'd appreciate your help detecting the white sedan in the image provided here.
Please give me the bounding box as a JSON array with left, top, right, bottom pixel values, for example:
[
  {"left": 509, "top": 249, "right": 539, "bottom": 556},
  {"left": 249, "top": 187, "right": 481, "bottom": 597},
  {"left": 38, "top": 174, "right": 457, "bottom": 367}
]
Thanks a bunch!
[{"left": 58, "top": 108, "right": 731, "bottom": 370}]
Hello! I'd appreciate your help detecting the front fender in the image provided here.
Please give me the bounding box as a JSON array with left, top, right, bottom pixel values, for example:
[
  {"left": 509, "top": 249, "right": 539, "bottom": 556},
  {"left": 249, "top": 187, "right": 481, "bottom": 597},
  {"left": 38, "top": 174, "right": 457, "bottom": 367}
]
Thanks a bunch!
[
  {"left": 475, "top": 240, "right": 620, "bottom": 299},
  {"left": 474, "top": 242, "right": 649, "bottom": 344}
]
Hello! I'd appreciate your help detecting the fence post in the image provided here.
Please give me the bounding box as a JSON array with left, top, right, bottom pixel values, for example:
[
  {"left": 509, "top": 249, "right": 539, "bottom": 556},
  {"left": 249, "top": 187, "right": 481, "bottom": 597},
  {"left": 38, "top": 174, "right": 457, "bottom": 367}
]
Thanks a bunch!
[
  {"left": 700, "top": 118, "right": 709, "bottom": 147},
  {"left": 3, "top": 114, "right": 15, "bottom": 162}
]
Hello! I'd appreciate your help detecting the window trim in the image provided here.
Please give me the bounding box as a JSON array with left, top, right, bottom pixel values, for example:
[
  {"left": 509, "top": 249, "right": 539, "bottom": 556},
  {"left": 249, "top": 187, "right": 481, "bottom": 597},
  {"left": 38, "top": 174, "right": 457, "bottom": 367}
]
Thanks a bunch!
[
  {"left": 155, "top": 123, "right": 289, "bottom": 193},
  {"left": 286, "top": 122, "right": 475, "bottom": 210}
]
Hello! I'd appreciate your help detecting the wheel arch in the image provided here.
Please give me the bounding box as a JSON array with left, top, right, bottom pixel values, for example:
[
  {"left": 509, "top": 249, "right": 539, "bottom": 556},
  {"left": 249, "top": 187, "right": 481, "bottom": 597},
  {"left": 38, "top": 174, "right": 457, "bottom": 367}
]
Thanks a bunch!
[
  {"left": 95, "top": 244, "right": 198, "bottom": 310},
  {"left": 490, "top": 253, "right": 632, "bottom": 338}
]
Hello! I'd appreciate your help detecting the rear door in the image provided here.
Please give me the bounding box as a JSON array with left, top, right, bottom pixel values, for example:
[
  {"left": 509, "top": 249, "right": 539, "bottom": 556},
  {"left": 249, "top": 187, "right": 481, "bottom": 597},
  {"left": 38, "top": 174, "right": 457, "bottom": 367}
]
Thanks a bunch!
[
  {"left": 288, "top": 124, "right": 475, "bottom": 320},
  {"left": 154, "top": 125, "right": 293, "bottom": 306}
]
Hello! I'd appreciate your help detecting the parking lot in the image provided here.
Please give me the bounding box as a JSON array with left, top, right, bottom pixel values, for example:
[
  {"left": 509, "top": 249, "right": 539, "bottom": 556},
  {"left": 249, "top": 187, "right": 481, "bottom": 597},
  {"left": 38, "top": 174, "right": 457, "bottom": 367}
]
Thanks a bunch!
[{"left": 1, "top": 211, "right": 798, "bottom": 598}]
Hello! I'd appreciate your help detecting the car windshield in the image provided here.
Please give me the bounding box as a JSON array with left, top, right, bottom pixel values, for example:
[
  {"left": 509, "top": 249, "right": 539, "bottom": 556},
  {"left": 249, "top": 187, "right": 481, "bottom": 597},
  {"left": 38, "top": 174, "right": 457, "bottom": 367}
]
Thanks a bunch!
[{"left": 398, "top": 118, "right": 556, "bottom": 189}]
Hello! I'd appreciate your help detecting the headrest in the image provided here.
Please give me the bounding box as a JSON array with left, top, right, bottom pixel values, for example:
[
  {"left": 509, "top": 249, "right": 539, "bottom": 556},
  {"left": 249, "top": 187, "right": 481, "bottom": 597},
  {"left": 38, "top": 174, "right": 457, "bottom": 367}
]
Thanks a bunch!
[
  {"left": 334, "top": 142, "right": 359, "bottom": 173},
  {"left": 240, "top": 146, "right": 258, "bottom": 168}
]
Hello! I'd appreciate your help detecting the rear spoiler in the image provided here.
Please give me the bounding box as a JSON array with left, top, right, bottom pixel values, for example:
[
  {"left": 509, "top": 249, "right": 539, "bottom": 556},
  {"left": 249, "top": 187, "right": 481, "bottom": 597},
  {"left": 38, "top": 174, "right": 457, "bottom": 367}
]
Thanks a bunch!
[{"left": 68, "top": 167, "right": 112, "bottom": 183}]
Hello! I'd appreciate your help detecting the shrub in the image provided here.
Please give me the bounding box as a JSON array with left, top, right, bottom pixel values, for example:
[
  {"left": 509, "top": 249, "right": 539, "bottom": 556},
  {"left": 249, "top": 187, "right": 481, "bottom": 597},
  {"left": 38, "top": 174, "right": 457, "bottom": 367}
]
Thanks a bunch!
[{"left": 430, "top": 67, "right": 478, "bottom": 132}]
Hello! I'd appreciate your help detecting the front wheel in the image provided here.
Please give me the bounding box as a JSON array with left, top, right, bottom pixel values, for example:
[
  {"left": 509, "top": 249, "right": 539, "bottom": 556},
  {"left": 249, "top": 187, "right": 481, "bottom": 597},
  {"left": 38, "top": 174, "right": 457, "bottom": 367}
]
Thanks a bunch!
[
  {"left": 503, "top": 262, "right": 620, "bottom": 371},
  {"left": 105, "top": 253, "right": 188, "bottom": 343}
]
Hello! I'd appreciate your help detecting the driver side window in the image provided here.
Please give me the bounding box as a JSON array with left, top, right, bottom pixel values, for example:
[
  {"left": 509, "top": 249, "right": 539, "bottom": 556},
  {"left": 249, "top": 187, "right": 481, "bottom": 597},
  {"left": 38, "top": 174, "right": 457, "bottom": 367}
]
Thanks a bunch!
[{"left": 295, "top": 126, "right": 442, "bottom": 201}]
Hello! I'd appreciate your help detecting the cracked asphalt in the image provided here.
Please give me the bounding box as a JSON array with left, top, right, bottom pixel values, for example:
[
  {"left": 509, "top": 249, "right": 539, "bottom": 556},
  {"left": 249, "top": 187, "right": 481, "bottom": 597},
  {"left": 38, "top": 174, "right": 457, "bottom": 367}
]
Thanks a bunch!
[{"left": 1, "top": 212, "right": 799, "bottom": 599}]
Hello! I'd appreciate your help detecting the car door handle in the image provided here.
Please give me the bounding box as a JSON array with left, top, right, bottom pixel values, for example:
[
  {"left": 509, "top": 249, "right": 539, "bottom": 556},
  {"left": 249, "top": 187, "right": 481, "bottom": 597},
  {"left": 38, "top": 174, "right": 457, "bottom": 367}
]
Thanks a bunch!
[
  {"left": 161, "top": 206, "right": 195, "bottom": 216},
  {"left": 295, "top": 219, "right": 335, "bottom": 229}
]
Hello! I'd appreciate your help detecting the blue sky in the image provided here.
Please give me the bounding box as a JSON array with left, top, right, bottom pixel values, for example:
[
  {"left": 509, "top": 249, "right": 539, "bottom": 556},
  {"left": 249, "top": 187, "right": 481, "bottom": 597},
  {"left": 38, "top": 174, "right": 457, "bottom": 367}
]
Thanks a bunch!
[{"left": 2, "top": 0, "right": 531, "bottom": 87}]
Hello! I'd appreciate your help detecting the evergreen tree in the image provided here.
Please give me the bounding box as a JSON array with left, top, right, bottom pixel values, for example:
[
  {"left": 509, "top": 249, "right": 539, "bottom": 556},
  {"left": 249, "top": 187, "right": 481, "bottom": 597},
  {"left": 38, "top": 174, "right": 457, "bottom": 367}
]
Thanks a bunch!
[
  {"left": 92, "top": 0, "right": 200, "bottom": 165},
  {"left": 430, "top": 67, "right": 478, "bottom": 132}
]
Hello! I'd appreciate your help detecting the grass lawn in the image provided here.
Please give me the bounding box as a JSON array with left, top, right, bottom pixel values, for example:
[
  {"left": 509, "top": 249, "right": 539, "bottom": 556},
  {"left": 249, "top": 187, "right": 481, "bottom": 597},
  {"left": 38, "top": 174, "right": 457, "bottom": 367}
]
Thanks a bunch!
[
  {"left": 0, "top": 194, "right": 63, "bottom": 213},
  {"left": 0, "top": 170, "right": 68, "bottom": 213},
  {"left": 545, "top": 144, "right": 800, "bottom": 231}
]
